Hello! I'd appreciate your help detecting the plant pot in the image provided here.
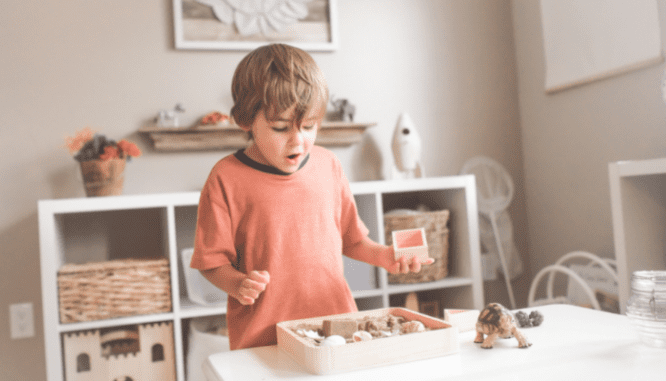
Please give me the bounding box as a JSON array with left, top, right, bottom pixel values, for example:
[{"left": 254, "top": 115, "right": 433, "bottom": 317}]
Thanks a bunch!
[{"left": 79, "top": 158, "right": 126, "bottom": 197}]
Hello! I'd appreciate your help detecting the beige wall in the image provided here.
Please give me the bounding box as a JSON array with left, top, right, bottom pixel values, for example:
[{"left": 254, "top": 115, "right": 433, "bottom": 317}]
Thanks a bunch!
[
  {"left": 511, "top": 0, "right": 666, "bottom": 287},
  {"left": 0, "top": 1, "right": 525, "bottom": 379}
]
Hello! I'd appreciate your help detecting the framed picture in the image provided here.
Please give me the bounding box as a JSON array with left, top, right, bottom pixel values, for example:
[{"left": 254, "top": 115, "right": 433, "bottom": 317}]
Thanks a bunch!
[
  {"left": 540, "top": 0, "right": 662, "bottom": 93},
  {"left": 173, "top": 0, "right": 339, "bottom": 51}
]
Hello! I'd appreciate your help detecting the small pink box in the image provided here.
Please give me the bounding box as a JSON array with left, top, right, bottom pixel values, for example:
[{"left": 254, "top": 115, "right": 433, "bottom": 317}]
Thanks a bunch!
[{"left": 391, "top": 228, "right": 429, "bottom": 262}]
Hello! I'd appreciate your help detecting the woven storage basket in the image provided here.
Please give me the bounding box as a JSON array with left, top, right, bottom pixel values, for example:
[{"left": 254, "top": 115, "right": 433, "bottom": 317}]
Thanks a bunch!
[
  {"left": 57, "top": 258, "right": 172, "bottom": 323},
  {"left": 384, "top": 210, "right": 450, "bottom": 284}
]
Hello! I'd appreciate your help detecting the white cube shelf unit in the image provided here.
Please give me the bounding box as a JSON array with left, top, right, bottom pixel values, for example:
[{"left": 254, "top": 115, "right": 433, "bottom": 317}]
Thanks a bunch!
[
  {"left": 39, "top": 175, "right": 483, "bottom": 381},
  {"left": 609, "top": 158, "right": 666, "bottom": 313}
]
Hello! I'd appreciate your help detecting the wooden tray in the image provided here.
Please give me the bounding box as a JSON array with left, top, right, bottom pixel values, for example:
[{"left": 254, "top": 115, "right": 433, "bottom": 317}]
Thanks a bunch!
[{"left": 276, "top": 307, "right": 459, "bottom": 375}]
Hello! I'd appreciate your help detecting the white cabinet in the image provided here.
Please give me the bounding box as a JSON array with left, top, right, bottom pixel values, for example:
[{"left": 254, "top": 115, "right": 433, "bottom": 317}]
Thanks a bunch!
[
  {"left": 609, "top": 158, "right": 666, "bottom": 314},
  {"left": 39, "top": 175, "right": 482, "bottom": 381}
]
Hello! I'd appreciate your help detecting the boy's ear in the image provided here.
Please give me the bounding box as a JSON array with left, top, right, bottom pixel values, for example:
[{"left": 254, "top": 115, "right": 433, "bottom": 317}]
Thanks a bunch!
[
  {"left": 230, "top": 115, "right": 250, "bottom": 132},
  {"left": 236, "top": 123, "right": 251, "bottom": 132}
]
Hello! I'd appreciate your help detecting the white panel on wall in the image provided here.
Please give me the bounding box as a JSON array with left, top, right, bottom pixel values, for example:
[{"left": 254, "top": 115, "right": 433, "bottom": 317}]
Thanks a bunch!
[{"left": 540, "top": 0, "right": 663, "bottom": 93}]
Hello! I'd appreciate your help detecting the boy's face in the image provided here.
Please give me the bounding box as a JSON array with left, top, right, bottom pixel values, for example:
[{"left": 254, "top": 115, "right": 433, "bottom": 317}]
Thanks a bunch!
[{"left": 240, "top": 104, "right": 319, "bottom": 174}]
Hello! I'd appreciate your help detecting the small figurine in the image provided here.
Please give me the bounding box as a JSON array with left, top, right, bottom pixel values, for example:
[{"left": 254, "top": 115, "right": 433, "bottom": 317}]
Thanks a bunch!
[
  {"left": 391, "top": 112, "right": 425, "bottom": 179},
  {"left": 155, "top": 103, "right": 185, "bottom": 128},
  {"left": 329, "top": 96, "right": 356, "bottom": 122},
  {"left": 474, "top": 303, "right": 531, "bottom": 349},
  {"left": 514, "top": 311, "right": 530, "bottom": 328},
  {"left": 514, "top": 310, "right": 544, "bottom": 328}
]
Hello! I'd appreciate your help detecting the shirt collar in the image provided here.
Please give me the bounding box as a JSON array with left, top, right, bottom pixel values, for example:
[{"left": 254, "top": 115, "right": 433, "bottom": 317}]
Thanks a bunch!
[{"left": 234, "top": 149, "right": 310, "bottom": 176}]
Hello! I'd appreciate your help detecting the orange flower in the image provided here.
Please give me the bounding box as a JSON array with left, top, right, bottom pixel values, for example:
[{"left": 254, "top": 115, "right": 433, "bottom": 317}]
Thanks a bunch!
[
  {"left": 66, "top": 128, "right": 142, "bottom": 162},
  {"left": 65, "top": 127, "right": 94, "bottom": 154},
  {"left": 117, "top": 139, "right": 142, "bottom": 158},
  {"left": 99, "top": 146, "right": 120, "bottom": 161}
]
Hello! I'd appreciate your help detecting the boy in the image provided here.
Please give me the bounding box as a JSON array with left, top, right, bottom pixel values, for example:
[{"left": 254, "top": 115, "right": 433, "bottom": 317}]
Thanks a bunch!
[{"left": 191, "top": 44, "right": 433, "bottom": 350}]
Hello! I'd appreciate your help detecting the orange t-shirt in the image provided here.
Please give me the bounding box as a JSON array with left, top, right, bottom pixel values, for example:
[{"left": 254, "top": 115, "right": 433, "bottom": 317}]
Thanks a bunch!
[{"left": 190, "top": 146, "right": 369, "bottom": 350}]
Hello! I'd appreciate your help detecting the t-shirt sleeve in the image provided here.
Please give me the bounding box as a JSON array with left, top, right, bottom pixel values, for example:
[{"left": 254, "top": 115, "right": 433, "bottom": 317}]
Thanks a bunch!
[
  {"left": 190, "top": 169, "right": 237, "bottom": 270},
  {"left": 335, "top": 158, "right": 369, "bottom": 249}
]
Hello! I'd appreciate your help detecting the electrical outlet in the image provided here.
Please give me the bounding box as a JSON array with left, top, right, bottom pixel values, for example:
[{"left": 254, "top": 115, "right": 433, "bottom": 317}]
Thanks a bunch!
[{"left": 10, "top": 303, "right": 35, "bottom": 339}]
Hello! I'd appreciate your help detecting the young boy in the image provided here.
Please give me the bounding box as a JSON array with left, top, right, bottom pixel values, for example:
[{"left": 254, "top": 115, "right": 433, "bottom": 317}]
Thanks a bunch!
[{"left": 190, "top": 43, "right": 433, "bottom": 350}]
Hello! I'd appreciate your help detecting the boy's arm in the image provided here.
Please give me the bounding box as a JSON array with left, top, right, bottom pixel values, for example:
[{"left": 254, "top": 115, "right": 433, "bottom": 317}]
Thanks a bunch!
[
  {"left": 344, "top": 236, "right": 434, "bottom": 274},
  {"left": 200, "top": 264, "right": 270, "bottom": 305}
]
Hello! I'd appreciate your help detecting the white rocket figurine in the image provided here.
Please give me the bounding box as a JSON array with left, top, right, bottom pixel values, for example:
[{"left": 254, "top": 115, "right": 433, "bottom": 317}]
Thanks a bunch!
[{"left": 391, "top": 112, "right": 425, "bottom": 179}]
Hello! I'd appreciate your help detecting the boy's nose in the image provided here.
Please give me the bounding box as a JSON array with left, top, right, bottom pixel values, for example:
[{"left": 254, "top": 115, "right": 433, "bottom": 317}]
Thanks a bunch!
[{"left": 289, "top": 127, "right": 305, "bottom": 144}]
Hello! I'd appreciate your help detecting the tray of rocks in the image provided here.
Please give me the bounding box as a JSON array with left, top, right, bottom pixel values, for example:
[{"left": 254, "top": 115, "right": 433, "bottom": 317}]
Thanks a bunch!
[{"left": 276, "top": 307, "right": 459, "bottom": 375}]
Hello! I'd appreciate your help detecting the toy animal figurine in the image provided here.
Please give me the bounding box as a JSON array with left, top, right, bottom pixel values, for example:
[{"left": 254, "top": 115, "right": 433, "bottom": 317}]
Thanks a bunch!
[
  {"left": 329, "top": 97, "right": 356, "bottom": 122},
  {"left": 155, "top": 103, "right": 185, "bottom": 128},
  {"left": 474, "top": 303, "right": 531, "bottom": 349},
  {"left": 514, "top": 310, "right": 544, "bottom": 328}
]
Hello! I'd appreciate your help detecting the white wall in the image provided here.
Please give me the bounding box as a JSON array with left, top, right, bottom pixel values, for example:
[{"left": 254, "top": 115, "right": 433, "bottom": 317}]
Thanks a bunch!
[
  {"left": 511, "top": 0, "right": 666, "bottom": 285},
  {"left": 0, "top": 1, "right": 525, "bottom": 379}
]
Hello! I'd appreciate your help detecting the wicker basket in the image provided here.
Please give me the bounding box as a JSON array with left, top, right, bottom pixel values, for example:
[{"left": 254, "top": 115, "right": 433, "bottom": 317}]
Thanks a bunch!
[
  {"left": 57, "top": 258, "right": 172, "bottom": 323},
  {"left": 384, "top": 210, "right": 450, "bottom": 284}
]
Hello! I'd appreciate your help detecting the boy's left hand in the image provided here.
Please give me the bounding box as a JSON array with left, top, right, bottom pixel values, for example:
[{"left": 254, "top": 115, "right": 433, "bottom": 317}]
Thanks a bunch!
[{"left": 386, "top": 254, "right": 435, "bottom": 274}]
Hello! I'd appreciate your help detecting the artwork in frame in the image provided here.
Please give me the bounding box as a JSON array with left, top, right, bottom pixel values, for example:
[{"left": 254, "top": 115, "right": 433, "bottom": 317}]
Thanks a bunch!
[{"left": 173, "top": 0, "right": 339, "bottom": 51}]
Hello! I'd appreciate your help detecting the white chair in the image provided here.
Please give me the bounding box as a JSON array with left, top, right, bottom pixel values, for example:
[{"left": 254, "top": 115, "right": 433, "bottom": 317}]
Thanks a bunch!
[{"left": 528, "top": 251, "right": 618, "bottom": 310}]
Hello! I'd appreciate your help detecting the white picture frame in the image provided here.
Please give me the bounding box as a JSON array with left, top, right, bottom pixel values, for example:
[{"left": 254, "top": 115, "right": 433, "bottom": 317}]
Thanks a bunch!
[
  {"left": 173, "top": 0, "right": 339, "bottom": 51},
  {"left": 540, "top": 0, "right": 663, "bottom": 93}
]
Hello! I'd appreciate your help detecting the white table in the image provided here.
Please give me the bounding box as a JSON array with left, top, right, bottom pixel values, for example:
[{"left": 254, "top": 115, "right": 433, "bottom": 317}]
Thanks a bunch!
[{"left": 203, "top": 305, "right": 664, "bottom": 381}]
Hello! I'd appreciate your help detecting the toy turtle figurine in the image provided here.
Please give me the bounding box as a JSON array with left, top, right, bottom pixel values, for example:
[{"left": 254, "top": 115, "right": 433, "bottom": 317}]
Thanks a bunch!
[{"left": 474, "top": 303, "right": 532, "bottom": 349}]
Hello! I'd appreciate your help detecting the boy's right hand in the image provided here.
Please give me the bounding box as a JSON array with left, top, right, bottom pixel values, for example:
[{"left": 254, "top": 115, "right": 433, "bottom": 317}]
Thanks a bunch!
[{"left": 236, "top": 270, "right": 270, "bottom": 305}]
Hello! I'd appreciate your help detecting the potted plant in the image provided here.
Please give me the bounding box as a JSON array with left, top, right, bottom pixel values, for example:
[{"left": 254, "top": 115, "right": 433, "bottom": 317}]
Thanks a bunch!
[{"left": 65, "top": 127, "right": 142, "bottom": 197}]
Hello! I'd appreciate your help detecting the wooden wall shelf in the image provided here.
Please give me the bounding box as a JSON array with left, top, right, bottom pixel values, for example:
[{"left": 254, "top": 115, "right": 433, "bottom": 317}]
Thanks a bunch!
[{"left": 138, "top": 122, "right": 376, "bottom": 151}]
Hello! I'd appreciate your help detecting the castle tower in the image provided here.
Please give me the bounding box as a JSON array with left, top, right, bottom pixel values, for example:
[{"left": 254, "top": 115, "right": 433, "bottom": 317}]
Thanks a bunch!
[
  {"left": 62, "top": 330, "right": 105, "bottom": 381},
  {"left": 137, "top": 322, "right": 176, "bottom": 381}
]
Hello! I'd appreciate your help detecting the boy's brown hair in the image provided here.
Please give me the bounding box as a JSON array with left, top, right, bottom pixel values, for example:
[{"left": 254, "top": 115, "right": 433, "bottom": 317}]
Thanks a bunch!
[{"left": 230, "top": 44, "right": 328, "bottom": 134}]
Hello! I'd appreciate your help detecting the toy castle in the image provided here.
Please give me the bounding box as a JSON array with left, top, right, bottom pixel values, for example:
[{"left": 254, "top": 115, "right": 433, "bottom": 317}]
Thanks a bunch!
[{"left": 63, "top": 321, "right": 175, "bottom": 381}]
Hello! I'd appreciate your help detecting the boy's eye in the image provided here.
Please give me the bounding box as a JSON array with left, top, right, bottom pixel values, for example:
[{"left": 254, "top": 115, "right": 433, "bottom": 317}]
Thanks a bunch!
[{"left": 271, "top": 124, "right": 315, "bottom": 132}]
